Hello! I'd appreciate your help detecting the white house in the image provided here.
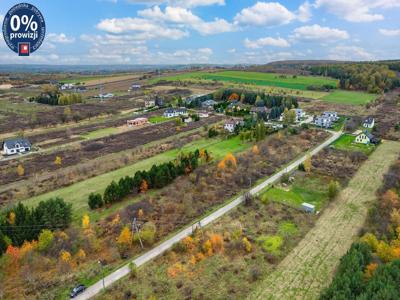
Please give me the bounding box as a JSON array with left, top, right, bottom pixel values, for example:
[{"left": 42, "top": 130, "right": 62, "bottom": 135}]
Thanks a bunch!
[
  {"left": 2, "top": 138, "right": 32, "bottom": 156},
  {"left": 61, "top": 83, "right": 74, "bottom": 90},
  {"left": 294, "top": 108, "right": 305, "bottom": 121},
  {"left": 363, "top": 117, "right": 375, "bottom": 129},
  {"left": 355, "top": 131, "right": 379, "bottom": 145},
  {"left": 322, "top": 111, "right": 339, "bottom": 122},
  {"left": 314, "top": 116, "right": 332, "bottom": 128},
  {"left": 163, "top": 108, "right": 188, "bottom": 118},
  {"left": 224, "top": 119, "right": 242, "bottom": 133}
]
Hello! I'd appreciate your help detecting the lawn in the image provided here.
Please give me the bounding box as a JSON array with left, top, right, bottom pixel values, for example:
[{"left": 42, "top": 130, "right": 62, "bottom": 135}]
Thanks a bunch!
[
  {"left": 321, "top": 90, "right": 378, "bottom": 105},
  {"left": 81, "top": 127, "right": 120, "bottom": 139},
  {"left": 331, "top": 134, "right": 376, "bottom": 155},
  {"left": 23, "top": 136, "right": 250, "bottom": 221},
  {"left": 154, "top": 71, "right": 337, "bottom": 91},
  {"left": 148, "top": 115, "right": 171, "bottom": 124},
  {"left": 261, "top": 175, "right": 330, "bottom": 210}
]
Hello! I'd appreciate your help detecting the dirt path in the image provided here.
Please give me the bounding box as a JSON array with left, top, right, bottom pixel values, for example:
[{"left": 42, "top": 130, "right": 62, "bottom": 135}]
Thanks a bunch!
[{"left": 249, "top": 140, "right": 400, "bottom": 300}]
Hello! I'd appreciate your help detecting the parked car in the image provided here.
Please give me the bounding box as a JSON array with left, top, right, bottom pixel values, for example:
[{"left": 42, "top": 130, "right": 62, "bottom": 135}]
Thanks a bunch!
[{"left": 70, "top": 284, "right": 86, "bottom": 298}]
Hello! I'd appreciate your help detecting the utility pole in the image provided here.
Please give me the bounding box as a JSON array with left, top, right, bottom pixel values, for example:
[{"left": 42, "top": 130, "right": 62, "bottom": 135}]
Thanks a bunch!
[
  {"left": 132, "top": 218, "right": 144, "bottom": 249},
  {"left": 98, "top": 260, "right": 105, "bottom": 290}
]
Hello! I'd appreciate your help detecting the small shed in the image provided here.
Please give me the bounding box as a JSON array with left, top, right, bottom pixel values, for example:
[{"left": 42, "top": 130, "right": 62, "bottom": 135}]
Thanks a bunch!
[{"left": 301, "top": 202, "right": 315, "bottom": 214}]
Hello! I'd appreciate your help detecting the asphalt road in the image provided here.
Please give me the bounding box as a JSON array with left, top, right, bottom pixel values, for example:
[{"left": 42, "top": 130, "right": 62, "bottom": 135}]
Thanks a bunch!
[{"left": 75, "top": 130, "right": 342, "bottom": 300}]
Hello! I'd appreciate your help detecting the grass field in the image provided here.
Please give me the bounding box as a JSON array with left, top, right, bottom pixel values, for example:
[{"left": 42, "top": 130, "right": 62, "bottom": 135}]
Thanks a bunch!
[
  {"left": 249, "top": 141, "right": 400, "bottom": 300},
  {"left": 321, "top": 90, "right": 377, "bottom": 105},
  {"left": 261, "top": 175, "right": 330, "bottom": 211},
  {"left": 155, "top": 71, "right": 338, "bottom": 91},
  {"left": 62, "top": 74, "right": 139, "bottom": 85},
  {"left": 81, "top": 127, "right": 120, "bottom": 139},
  {"left": 148, "top": 116, "right": 171, "bottom": 124},
  {"left": 331, "top": 134, "right": 376, "bottom": 154},
  {"left": 23, "top": 136, "right": 251, "bottom": 221}
]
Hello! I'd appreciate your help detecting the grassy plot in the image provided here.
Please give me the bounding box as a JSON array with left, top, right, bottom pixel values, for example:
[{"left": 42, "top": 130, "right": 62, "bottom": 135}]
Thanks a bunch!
[
  {"left": 23, "top": 136, "right": 250, "bottom": 220},
  {"left": 148, "top": 115, "right": 171, "bottom": 124},
  {"left": 331, "top": 134, "right": 376, "bottom": 155},
  {"left": 321, "top": 90, "right": 377, "bottom": 105},
  {"left": 81, "top": 127, "right": 121, "bottom": 139},
  {"left": 154, "top": 71, "right": 337, "bottom": 91},
  {"left": 261, "top": 175, "right": 330, "bottom": 211}
]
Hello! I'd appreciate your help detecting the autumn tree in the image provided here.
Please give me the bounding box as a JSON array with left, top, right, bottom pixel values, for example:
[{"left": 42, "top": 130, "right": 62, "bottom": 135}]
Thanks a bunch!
[
  {"left": 37, "top": 229, "right": 54, "bottom": 252},
  {"left": 328, "top": 180, "right": 340, "bottom": 199},
  {"left": 82, "top": 214, "right": 90, "bottom": 230},
  {"left": 140, "top": 180, "right": 148, "bottom": 193},
  {"left": 228, "top": 93, "right": 239, "bottom": 102},
  {"left": 210, "top": 234, "right": 224, "bottom": 253},
  {"left": 242, "top": 237, "right": 252, "bottom": 253},
  {"left": 54, "top": 156, "right": 62, "bottom": 166},
  {"left": 203, "top": 239, "right": 213, "bottom": 256},
  {"left": 224, "top": 153, "right": 237, "bottom": 169},
  {"left": 117, "top": 227, "right": 133, "bottom": 251},
  {"left": 252, "top": 145, "right": 260, "bottom": 155},
  {"left": 16, "top": 164, "right": 25, "bottom": 176},
  {"left": 303, "top": 155, "right": 312, "bottom": 173}
]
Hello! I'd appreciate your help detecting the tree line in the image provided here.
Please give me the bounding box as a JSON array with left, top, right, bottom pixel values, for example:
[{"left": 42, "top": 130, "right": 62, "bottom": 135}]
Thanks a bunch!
[
  {"left": 0, "top": 197, "right": 72, "bottom": 255},
  {"left": 88, "top": 150, "right": 210, "bottom": 210},
  {"left": 308, "top": 63, "right": 400, "bottom": 93},
  {"left": 29, "top": 85, "right": 83, "bottom": 106}
]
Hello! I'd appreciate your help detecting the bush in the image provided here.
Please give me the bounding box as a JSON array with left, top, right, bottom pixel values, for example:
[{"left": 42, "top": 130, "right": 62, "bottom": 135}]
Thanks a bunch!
[
  {"left": 88, "top": 193, "right": 104, "bottom": 210},
  {"left": 139, "top": 222, "right": 157, "bottom": 246},
  {"left": 328, "top": 180, "right": 340, "bottom": 200},
  {"left": 208, "top": 127, "right": 219, "bottom": 138}
]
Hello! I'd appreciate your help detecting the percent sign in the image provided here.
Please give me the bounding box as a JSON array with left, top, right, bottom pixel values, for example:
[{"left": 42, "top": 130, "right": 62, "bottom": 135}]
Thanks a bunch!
[{"left": 10, "top": 15, "right": 38, "bottom": 32}]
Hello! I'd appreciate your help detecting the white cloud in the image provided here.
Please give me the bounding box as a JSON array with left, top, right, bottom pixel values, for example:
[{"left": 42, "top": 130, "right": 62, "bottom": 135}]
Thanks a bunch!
[
  {"left": 328, "top": 45, "right": 375, "bottom": 61},
  {"left": 138, "top": 6, "right": 236, "bottom": 35},
  {"left": 244, "top": 37, "right": 290, "bottom": 49},
  {"left": 47, "top": 33, "right": 75, "bottom": 44},
  {"left": 228, "top": 48, "right": 236, "bottom": 54},
  {"left": 96, "top": 17, "right": 188, "bottom": 39},
  {"left": 297, "top": 1, "right": 313, "bottom": 22},
  {"left": 198, "top": 48, "right": 213, "bottom": 55},
  {"left": 126, "top": 0, "right": 224, "bottom": 7},
  {"left": 292, "top": 24, "right": 349, "bottom": 41},
  {"left": 234, "top": 2, "right": 296, "bottom": 26},
  {"left": 0, "top": 15, "right": 3, "bottom": 23},
  {"left": 315, "top": 0, "right": 400, "bottom": 22},
  {"left": 379, "top": 29, "right": 400, "bottom": 36}
]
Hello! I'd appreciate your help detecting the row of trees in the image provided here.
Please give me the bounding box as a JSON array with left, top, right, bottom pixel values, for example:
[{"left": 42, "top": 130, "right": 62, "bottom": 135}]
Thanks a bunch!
[
  {"left": 88, "top": 150, "right": 210, "bottom": 209},
  {"left": 29, "top": 85, "right": 83, "bottom": 106},
  {"left": 308, "top": 63, "right": 400, "bottom": 93},
  {"left": 0, "top": 197, "right": 72, "bottom": 255},
  {"left": 213, "top": 88, "right": 299, "bottom": 109}
]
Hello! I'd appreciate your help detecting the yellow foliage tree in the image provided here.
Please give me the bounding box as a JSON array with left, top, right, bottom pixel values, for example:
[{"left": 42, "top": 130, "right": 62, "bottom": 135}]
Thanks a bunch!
[
  {"left": 138, "top": 209, "right": 144, "bottom": 219},
  {"left": 242, "top": 237, "right": 252, "bottom": 253},
  {"left": 60, "top": 250, "right": 72, "bottom": 263},
  {"left": 82, "top": 214, "right": 90, "bottom": 230},
  {"left": 217, "top": 160, "right": 226, "bottom": 170},
  {"left": 17, "top": 164, "right": 25, "bottom": 176},
  {"left": 140, "top": 180, "right": 149, "bottom": 193},
  {"left": 203, "top": 239, "right": 213, "bottom": 256},
  {"left": 303, "top": 155, "right": 312, "bottom": 173},
  {"left": 252, "top": 145, "right": 260, "bottom": 155},
  {"left": 8, "top": 212, "right": 15, "bottom": 225},
  {"left": 364, "top": 263, "right": 378, "bottom": 279},
  {"left": 376, "top": 241, "right": 395, "bottom": 263},
  {"left": 190, "top": 255, "right": 196, "bottom": 265},
  {"left": 54, "top": 156, "right": 62, "bottom": 166},
  {"left": 182, "top": 236, "right": 196, "bottom": 253},
  {"left": 361, "top": 233, "right": 379, "bottom": 252},
  {"left": 167, "top": 262, "right": 184, "bottom": 278},
  {"left": 76, "top": 249, "right": 86, "bottom": 262},
  {"left": 196, "top": 252, "right": 205, "bottom": 261},
  {"left": 117, "top": 226, "right": 133, "bottom": 249},
  {"left": 210, "top": 234, "right": 224, "bottom": 253}
]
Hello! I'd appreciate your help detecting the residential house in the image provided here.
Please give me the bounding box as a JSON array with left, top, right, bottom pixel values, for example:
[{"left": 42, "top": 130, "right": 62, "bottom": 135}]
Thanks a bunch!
[
  {"left": 2, "top": 138, "right": 32, "bottom": 156},
  {"left": 294, "top": 109, "right": 305, "bottom": 121},
  {"left": 145, "top": 99, "right": 156, "bottom": 108},
  {"left": 250, "top": 106, "right": 271, "bottom": 117},
  {"left": 127, "top": 118, "right": 149, "bottom": 127},
  {"left": 198, "top": 111, "right": 209, "bottom": 118},
  {"left": 60, "top": 83, "right": 74, "bottom": 90},
  {"left": 163, "top": 108, "right": 188, "bottom": 118},
  {"left": 224, "top": 119, "right": 242, "bottom": 133},
  {"left": 314, "top": 116, "right": 332, "bottom": 128},
  {"left": 201, "top": 99, "right": 217, "bottom": 110},
  {"left": 131, "top": 84, "right": 141, "bottom": 90},
  {"left": 322, "top": 111, "right": 339, "bottom": 122},
  {"left": 355, "top": 131, "right": 379, "bottom": 145},
  {"left": 363, "top": 117, "right": 375, "bottom": 129}
]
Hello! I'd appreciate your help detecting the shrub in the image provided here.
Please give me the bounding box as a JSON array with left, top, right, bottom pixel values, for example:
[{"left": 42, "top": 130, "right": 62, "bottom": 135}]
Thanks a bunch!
[
  {"left": 328, "top": 180, "right": 340, "bottom": 200},
  {"left": 37, "top": 229, "right": 54, "bottom": 252},
  {"left": 139, "top": 222, "right": 157, "bottom": 246},
  {"left": 88, "top": 193, "right": 104, "bottom": 210}
]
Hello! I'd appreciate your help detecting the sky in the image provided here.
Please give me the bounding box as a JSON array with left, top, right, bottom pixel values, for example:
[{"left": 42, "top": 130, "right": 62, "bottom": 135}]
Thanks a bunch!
[{"left": 0, "top": 0, "right": 399, "bottom": 65}]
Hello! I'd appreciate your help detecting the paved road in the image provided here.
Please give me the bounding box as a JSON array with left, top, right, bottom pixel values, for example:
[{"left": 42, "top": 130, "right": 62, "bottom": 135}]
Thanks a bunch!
[{"left": 75, "top": 130, "right": 342, "bottom": 300}]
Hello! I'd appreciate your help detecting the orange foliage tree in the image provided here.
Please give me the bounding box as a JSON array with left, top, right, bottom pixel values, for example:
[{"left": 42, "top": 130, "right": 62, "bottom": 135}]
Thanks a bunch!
[
  {"left": 140, "top": 180, "right": 149, "bottom": 193},
  {"left": 228, "top": 93, "right": 239, "bottom": 102}
]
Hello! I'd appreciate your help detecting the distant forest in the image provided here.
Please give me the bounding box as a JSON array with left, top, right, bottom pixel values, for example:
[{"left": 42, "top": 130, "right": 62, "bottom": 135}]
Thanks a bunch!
[{"left": 307, "top": 62, "right": 400, "bottom": 94}]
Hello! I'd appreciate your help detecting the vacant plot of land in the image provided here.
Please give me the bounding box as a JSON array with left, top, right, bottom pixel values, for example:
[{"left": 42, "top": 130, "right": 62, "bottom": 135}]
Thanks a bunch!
[
  {"left": 23, "top": 135, "right": 250, "bottom": 220},
  {"left": 62, "top": 74, "right": 140, "bottom": 85},
  {"left": 249, "top": 140, "right": 400, "bottom": 300},
  {"left": 262, "top": 175, "right": 330, "bottom": 211},
  {"left": 331, "top": 134, "right": 375, "bottom": 155},
  {"left": 322, "top": 90, "right": 377, "bottom": 105},
  {"left": 156, "top": 71, "right": 337, "bottom": 91}
]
